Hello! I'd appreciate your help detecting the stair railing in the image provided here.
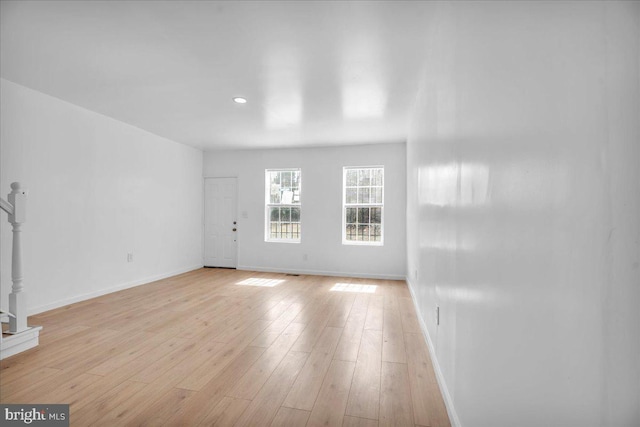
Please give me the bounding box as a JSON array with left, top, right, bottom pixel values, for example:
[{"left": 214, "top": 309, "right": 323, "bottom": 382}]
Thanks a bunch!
[{"left": 1, "top": 182, "right": 28, "bottom": 334}]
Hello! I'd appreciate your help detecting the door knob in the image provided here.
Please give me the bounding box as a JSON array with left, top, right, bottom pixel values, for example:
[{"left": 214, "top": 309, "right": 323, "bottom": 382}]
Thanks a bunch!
[{"left": 233, "top": 228, "right": 237, "bottom": 232}]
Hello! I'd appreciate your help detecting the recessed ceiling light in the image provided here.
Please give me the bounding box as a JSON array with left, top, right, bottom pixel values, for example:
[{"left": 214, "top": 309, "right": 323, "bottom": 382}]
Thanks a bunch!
[{"left": 233, "top": 97, "right": 247, "bottom": 104}]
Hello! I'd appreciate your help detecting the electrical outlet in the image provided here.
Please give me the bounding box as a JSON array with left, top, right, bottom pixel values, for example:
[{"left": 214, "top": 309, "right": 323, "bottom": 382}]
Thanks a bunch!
[
  {"left": 127, "top": 253, "right": 133, "bottom": 262},
  {"left": 436, "top": 306, "right": 440, "bottom": 325}
]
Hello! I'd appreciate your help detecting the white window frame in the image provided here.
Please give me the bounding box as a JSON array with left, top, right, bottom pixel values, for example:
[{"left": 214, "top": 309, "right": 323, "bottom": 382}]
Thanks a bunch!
[
  {"left": 342, "top": 166, "right": 384, "bottom": 246},
  {"left": 265, "top": 168, "right": 301, "bottom": 243}
]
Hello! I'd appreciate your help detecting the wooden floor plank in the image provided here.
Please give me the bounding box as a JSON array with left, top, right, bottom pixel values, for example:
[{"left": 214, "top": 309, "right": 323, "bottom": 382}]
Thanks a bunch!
[
  {"left": 0, "top": 366, "right": 61, "bottom": 391},
  {"left": 382, "top": 308, "right": 407, "bottom": 364},
  {"left": 405, "top": 332, "right": 441, "bottom": 426},
  {"left": 404, "top": 334, "right": 451, "bottom": 426},
  {"left": 364, "top": 295, "right": 384, "bottom": 331},
  {"left": 196, "top": 396, "right": 251, "bottom": 426},
  {"left": 282, "top": 326, "right": 343, "bottom": 410},
  {"left": 86, "top": 330, "right": 171, "bottom": 376},
  {"left": 6, "top": 327, "right": 121, "bottom": 371},
  {"left": 5, "top": 372, "right": 103, "bottom": 404},
  {"left": 398, "top": 297, "right": 422, "bottom": 334},
  {"left": 333, "top": 303, "right": 367, "bottom": 362},
  {"left": 270, "top": 407, "right": 311, "bottom": 427},
  {"left": 162, "top": 345, "right": 266, "bottom": 426},
  {"left": 326, "top": 294, "right": 356, "bottom": 328},
  {"left": 290, "top": 301, "right": 336, "bottom": 352},
  {"left": 343, "top": 415, "right": 379, "bottom": 427},
  {"left": 306, "top": 359, "right": 356, "bottom": 427},
  {"left": 233, "top": 350, "right": 309, "bottom": 427},
  {"left": 424, "top": 385, "right": 452, "bottom": 427},
  {"left": 251, "top": 302, "right": 305, "bottom": 348},
  {"left": 71, "top": 380, "right": 149, "bottom": 426},
  {"left": 227, "top": 322, "right": 306, "bottom": 400},
  {"left": 345, "top": 329, "right": 382, "bottom": 420},
  {"left": 104, "top": 340, "right": 243, "bottom": 424},
  {"left": 379, "top": 362, "right": 413, "bottom": 427},
  {"left": 176, "top": 320, "right": 271, "bottom": 391},
  {"left": 2, "top": 367, "right": 85, "bottom": 402},
  {"left": 122, "top": 386, "right": 194, "bottom": 426},
  {"left": 128, "top": 338, "right": 201, "bottom": 383}
]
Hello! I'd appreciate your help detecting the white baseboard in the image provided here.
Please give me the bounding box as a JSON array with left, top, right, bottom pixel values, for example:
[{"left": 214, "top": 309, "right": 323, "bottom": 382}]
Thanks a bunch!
[
  {"left": 405, "top": 277, "right": 462, "bottom": 427},
  {"left": 0, "top": 326, "right": 42, "bottom": 360},
  {"left": 27, "top": 264, "right": 203, "bottom": 316},
  {"left": 237, "top": 265, "right": 405, "bottom": 281}
]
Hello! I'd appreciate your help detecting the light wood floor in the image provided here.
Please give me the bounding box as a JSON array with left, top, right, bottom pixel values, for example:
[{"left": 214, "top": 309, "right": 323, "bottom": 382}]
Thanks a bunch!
[{"left": 1, "top": 268, "right": 450, "bottom": 427}]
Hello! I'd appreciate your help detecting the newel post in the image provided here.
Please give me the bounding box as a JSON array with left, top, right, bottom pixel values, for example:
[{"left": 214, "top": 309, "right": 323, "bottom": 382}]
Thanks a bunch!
[{"left": 8, "top": 182, "right": 27, "bottom": 333}]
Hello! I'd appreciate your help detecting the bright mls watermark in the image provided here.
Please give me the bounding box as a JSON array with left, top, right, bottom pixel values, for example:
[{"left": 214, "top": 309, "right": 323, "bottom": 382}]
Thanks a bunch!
[{"left": 1, "top": 405, "right": 69, "bottom": 426}]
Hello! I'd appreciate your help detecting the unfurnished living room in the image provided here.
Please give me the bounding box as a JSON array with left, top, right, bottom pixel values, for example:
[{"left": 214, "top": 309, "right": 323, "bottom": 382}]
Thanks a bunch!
[{"left": 0, "top": 1, "right": 638, "bottom": 427}]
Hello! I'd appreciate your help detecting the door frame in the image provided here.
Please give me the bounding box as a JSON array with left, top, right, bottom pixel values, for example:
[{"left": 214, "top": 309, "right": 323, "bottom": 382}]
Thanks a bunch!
[{"left": 203, "top": 176, "right": 239, "bottom": 268}]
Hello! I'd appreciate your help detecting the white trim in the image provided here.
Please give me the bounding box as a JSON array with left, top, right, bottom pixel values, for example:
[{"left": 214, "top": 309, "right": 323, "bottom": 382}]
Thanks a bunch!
[
  {"left": 265, "top": 169, "right": 302, "bottom": 243},
  {"left": 341, "top": 240, "right": 384, "bottom": 247},
  {"left": 0, "top": 197, "right": 13, "bottom": 215},
  {"left": 264, "top": 239, "right": 301, "bottom": 244},
  {"left": 342, "top": 166, "right": 385, "bottom": 246},
  {"left": 238, "top": 265, "right": 404, "bottom": 281},
  {"left": 0, "top": 326, "right": 42, "bottom": 360},
  {"left": 202, "top": 178, "right": 206, "bottom": 267},
  {"left": 406, "top": 276, "right": 462, "bottom": 427},
  {"left": 203, "top": 176, "right": 239, "bottom": 268},
  {"left": 342, "top": 164, "right": 386, "bottom": 170},
  {"left": 27, "top": 264, "right": 203, "bottom": 315}
]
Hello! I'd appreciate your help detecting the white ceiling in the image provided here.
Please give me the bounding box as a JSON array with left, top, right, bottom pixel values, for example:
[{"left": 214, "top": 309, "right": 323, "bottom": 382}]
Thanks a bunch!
[{"left": 1, "top": 1, "right": 431, "bottom": 151}]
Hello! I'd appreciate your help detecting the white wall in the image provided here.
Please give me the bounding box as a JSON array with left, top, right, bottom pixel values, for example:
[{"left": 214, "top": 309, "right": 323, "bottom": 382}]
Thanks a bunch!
[
  {"left": 1, "top": 79, "right": 203, "bottom": 314},
  {"left": 406, "top": 2, "right": 639, "bottom": 427},
  {"left": 204, "top": 143, "right": 406, "bottom": 279}
]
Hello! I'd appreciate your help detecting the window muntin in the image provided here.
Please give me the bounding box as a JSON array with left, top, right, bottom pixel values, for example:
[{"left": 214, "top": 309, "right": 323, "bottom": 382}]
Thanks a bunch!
[
  {"left": 266, "top": 169, "right": 301, "bottom": 242},
  {"left": 343, "top": 166, "right": 383, "bottom": 245}
]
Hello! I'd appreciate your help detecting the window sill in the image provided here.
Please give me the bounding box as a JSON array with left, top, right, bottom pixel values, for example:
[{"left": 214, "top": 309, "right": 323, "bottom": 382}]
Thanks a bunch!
[{"left": 342, "top": 241, "right": 384, "bottom": 247}]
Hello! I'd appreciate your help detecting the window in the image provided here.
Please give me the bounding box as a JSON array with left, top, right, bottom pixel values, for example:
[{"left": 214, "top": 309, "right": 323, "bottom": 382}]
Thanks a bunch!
[
  {"left": 343, "top": 166, "right": 383, "bottom": 245},
  {"left": 265, "top": 169, "right": 301, "bottom": 242}
]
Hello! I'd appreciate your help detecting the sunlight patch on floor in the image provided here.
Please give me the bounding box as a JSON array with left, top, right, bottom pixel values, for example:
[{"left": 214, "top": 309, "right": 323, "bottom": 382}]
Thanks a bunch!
[
  {"left": 330, "top": 283, "right": 377, "bottom": 293},
  {"left": 236, "top": 278, "right": 285, "bottom": 287}
]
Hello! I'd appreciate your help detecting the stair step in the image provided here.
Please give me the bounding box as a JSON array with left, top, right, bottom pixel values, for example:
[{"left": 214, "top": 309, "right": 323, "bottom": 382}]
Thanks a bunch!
[{"left": 1, "top": 326, "right": 43, "bottom": 360}]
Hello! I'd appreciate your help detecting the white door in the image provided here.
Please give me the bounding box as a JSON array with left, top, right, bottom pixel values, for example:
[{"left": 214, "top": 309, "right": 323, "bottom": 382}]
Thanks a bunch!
[{"left": 204, "top": 177, "right": 238, "bottom": 268}]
